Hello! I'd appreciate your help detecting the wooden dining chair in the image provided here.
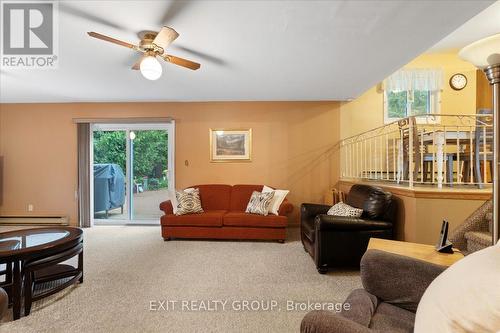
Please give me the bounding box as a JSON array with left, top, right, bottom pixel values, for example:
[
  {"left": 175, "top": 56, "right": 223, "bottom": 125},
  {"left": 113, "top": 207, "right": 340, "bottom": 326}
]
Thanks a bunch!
[
  {"left": 399, "top": 117, "right": 453, "bottom": 184},
  {"left": 461, "top": 109, "right": 493, "bottom": 188},
  {"left": 399, "top": 117, "right": 421, "bottom": 182},
  {"left": 421, "top": 154, "right": 455, "bottom": 184}
]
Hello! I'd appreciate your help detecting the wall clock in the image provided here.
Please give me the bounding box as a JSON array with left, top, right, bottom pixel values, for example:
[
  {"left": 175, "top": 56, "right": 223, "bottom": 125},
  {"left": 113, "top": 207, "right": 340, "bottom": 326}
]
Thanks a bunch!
[{"left": 449, "top": 73, "right": 467, "bottom": 91}]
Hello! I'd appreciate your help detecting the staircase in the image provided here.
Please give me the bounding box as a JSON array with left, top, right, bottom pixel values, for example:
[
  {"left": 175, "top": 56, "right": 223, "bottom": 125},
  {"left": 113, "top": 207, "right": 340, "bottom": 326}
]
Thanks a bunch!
[
  {"left": 450, "top": 200, "right": 493, "bottom": 255},
  {"left": 464, "top": 212, "right": 492, "bottom": 254}
]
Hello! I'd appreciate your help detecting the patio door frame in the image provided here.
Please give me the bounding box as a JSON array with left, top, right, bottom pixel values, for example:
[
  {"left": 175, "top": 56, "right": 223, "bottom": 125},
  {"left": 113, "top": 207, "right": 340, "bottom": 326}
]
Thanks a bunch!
[{"left": 90, "top": 121, "right": 175, "bottom": 225}]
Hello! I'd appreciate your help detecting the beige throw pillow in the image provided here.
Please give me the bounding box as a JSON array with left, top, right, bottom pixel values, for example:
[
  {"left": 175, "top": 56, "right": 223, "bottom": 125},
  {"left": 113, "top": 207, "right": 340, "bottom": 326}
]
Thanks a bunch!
[
  {"left": 245, "top": 191, "right": 274, "bottom": 216},
  {"left": 262, "top": 185, "right": 289, "bottom": 215},
  {"left": 175, "top": 188, "right": 204, "bottom": 216},
  {"left": 168, "top": 187, "right": 195, "bottom": 214}
]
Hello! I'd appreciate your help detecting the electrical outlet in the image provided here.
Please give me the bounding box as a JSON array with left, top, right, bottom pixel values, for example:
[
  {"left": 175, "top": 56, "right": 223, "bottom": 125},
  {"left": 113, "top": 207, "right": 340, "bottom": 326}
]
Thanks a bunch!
[{"left": 28, "top": 204, "right": 34, "bottom": 212}]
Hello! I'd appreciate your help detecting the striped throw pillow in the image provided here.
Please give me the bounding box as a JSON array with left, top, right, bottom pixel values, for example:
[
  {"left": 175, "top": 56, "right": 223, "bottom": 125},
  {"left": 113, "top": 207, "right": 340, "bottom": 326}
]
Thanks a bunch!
[
  {"left": 245, "top": 191, "right": 275, "bottom": 216},
  {"left": 175, "top": 188, "right": 204, "bottom": 215}
]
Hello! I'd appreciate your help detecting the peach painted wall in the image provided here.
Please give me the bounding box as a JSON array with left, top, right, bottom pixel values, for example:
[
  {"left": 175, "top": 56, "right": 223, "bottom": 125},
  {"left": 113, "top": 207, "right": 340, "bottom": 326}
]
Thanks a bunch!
[{"left": 0, "top": 102, "right": 340, "bottom": 226}]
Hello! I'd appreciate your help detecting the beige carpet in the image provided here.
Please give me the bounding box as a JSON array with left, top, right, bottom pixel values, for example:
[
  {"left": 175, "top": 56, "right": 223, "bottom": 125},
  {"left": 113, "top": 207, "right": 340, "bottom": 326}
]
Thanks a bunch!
[{"left": 0, "top": 226, "right": 361, "bottom": 333}]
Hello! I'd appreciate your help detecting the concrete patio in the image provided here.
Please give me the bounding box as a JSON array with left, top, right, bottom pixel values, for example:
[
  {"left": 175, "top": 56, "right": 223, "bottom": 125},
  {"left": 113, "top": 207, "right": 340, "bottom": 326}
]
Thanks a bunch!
[{"left": 94, "top": 189, "right": 169, "bottom": 222}]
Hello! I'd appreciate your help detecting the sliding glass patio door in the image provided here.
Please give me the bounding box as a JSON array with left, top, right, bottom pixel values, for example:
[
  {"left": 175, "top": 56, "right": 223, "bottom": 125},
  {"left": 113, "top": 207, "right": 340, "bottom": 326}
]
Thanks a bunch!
[
  {"left": 91, "top": 123, "right": 174, "bottom": 224},
  {"left": 92, "top": 129, "right": 128, "bottom": 221}
]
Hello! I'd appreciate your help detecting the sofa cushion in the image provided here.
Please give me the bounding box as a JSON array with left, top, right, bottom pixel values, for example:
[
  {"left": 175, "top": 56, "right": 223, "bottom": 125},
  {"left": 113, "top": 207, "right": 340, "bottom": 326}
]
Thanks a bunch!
[
  {"left": 190, "top": 184, "right": 232, "bottom": 211},
  {"left": 163, "top": 210, "right": 226, "bottom": 227},
  {"left": 223, "top": 212, "right": 287, "bottom": 228},
  {"left": 230, "top": 184, "right": 264, "bottom": 211}
]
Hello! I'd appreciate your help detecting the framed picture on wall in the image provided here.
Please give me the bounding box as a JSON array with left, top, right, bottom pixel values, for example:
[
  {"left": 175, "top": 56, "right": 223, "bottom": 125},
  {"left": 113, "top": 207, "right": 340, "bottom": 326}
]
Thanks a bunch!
[{"left": 210, "top": 129, "right": 252, "bottom": 162}]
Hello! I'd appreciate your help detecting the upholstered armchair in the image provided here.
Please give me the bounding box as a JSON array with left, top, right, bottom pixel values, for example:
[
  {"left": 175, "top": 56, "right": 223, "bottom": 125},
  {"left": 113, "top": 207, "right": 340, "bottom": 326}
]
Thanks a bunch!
[
  {"left": 300, "top": 250, "right": 446, "bottom": 333},
  {"left": 301, "top": 185, "right": 396, "bottom": 273}
]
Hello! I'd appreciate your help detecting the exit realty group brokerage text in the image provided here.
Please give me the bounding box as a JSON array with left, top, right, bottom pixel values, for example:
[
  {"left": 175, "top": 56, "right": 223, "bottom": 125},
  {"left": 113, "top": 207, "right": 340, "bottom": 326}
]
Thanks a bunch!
[{"left": 149, "top": 299, "right": 351, "bottom": 312}]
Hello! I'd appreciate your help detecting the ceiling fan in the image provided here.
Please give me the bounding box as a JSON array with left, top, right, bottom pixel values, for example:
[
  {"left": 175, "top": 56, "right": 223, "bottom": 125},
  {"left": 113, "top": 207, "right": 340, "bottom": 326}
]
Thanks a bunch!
[{"left": 87, "top": 26, "right": 200, "bottom": 80}]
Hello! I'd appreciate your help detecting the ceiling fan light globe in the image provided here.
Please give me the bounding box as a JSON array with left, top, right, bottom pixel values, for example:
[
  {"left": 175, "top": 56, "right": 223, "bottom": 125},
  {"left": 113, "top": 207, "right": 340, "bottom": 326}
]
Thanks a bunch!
[{"left": 140, "top": 55, "right": 162, "bottom": 80}]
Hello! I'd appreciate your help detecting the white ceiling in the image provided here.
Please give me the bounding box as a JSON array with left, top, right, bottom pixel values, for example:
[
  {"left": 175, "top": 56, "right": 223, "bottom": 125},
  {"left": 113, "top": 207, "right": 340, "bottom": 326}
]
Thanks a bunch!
[
  {"left": 0, "top": 0, "right": 495, "bottom": 103},
  {"left": 430, "top": 0, "right": 500, "bottom": 51}
]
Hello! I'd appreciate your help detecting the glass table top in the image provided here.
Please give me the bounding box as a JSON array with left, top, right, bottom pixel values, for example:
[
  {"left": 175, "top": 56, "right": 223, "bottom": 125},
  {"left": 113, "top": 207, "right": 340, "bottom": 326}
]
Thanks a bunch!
[{"left": 0, "top": 228, "right": 75, "bottom": 252}]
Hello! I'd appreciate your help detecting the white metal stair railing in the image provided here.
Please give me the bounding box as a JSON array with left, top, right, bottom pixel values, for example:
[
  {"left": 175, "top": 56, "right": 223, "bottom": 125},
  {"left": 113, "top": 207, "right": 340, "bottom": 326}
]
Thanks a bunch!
[{"left": 340, "top": 114, "right": 493, "bottom": 188}]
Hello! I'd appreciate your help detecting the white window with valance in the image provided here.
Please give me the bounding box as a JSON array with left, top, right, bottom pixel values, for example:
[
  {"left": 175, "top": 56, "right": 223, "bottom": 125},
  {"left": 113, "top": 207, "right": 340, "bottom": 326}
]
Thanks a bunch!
[{"left": 383, "top": 68, "right": 443, "bottom": 123}]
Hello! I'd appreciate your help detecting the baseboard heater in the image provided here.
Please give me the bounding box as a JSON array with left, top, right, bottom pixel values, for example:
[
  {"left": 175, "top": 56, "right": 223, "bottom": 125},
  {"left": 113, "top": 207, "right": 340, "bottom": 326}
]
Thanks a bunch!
[{"left": 0, "top": 216, "right": 69, "bottom": 226}]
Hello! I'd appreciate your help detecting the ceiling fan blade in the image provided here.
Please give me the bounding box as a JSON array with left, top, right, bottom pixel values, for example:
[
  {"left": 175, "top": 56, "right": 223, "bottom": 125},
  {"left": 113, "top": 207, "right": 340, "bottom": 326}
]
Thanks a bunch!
[
  {"left": 131, "top": 55, "right": 145, "bottom": 70},
  {"left": 60, "top": 3, "right": 129, "bottom": 31},
  {"left": 159, "top": 1, "right": 190, "bottom": 25},
  {"left": 162, "top": 54, "right": 200, "bottom": 70},
  {"left": 87, "top": 32, "right": 138, "bottom": 50},
  {"left": 172, "top": 45, "right": 226, "bottom": 66},
  {"left": 153, "top": 26, "right": 179, "bottom": 50}
]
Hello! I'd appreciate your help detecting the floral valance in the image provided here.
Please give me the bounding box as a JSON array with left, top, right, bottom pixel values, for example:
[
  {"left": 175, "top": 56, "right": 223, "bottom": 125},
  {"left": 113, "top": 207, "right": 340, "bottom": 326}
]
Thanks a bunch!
[{"left": 384, "top": 68, "right": 443, "bottom": 92}]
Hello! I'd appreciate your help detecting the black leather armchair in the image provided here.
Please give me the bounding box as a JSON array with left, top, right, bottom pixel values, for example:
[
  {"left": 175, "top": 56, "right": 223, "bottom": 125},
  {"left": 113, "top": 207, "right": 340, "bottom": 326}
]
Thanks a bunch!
[{"left": 301, "top": 184, "right": 396, "bottom": 273}]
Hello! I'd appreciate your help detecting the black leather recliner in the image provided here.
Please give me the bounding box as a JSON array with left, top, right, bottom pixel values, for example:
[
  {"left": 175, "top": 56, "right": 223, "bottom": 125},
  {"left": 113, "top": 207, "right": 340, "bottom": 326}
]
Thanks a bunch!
[{"left": 301, "top": 184, "right": 396, "bottom": 273}]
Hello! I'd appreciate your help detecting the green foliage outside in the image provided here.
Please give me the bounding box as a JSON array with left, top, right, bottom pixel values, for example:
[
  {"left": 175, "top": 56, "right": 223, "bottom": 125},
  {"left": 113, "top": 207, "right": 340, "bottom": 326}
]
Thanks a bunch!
[
  {"left": 94, "top": 131, "right": 127, "bottom": 172},
  {"left": 93, "top": 130, "right": 168, "bottom": 190},
  {"left": 412, "top": 90, "right": 430, "bottom": 116},
  {"left": 387, "top": 90, "right": 430, "bottom": 119},
  {"left": 387, "top": 91, "right": 407, "bottom": 118}
]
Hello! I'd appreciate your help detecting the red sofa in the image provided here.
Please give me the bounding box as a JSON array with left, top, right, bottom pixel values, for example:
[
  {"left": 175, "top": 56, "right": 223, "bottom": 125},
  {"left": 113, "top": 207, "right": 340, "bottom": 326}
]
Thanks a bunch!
[{"left": 159, "top": 184, "right": 293, "bottom": 242}]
